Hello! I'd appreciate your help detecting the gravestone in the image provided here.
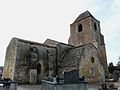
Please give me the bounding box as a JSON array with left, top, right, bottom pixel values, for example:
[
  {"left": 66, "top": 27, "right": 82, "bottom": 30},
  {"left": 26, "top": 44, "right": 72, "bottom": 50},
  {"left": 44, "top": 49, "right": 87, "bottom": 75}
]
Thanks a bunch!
[
  {"left": 63, "top": 70, "right": 79, "bottom": 83},
  {"left": 113, "top": 70, "right": 120, "bottom": 81}
]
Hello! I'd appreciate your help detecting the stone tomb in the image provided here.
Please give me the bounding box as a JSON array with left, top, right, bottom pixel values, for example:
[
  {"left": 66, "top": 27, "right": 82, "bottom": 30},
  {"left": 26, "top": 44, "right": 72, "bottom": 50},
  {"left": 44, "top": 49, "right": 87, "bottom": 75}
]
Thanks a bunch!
[{"left": 63, "top": 70, "right": 80, "bottom": 83}]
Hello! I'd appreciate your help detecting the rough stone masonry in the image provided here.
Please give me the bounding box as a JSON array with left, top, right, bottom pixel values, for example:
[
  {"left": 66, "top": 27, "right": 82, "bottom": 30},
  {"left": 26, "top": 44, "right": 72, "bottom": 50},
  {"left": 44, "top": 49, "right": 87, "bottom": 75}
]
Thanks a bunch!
[{"left": 3, "top": 11, "right": 107, "bottom": 84}]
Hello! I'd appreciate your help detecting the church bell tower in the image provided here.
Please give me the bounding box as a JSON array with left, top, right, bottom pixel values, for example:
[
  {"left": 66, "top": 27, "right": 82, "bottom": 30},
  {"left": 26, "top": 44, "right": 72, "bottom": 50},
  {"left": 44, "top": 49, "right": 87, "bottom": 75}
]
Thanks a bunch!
[{"left": 68, "top": 11, "right": 108, "bottom": 71}]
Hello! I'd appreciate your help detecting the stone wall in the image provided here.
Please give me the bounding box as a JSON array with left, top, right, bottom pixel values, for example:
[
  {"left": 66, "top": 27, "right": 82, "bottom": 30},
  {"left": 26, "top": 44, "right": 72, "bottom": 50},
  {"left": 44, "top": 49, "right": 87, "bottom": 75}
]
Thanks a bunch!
[
  {"left": 3, "top": 38, "right": 57, "bottom": 84},
  {"left": 69, "top": 17, "right": 96, "bottom": 46},
  {"left": 14, "top": 38, "right": 57, "bottom": 84},
  {"left": 60, "top": 44, "right": 105, "bottom": 83},
  {"left": 68, "top": 12, "right": 108, "bottom": 74},
  {"left": 79, "top": 44, "right": 105, "bottom": 83},
  {"left": 17, "top": 85, "right": 41, "bottom": 90},
  {"left": 3, "top": 38, "right": 17, "bottom": 80},
  {"left": 41, "top": 82, "right": 88, "bottom": 90}
]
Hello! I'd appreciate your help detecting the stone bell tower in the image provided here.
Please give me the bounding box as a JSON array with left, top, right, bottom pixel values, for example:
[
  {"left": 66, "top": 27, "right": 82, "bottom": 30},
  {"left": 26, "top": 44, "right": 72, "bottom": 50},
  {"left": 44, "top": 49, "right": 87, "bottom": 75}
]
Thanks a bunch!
[{"left": 68, "top": 11, "right": 108, "bottom": 71}]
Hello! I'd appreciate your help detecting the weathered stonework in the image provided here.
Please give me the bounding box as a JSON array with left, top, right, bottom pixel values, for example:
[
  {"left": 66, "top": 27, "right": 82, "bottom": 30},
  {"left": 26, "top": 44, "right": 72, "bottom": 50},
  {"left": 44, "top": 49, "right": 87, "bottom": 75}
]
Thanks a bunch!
[
  {"left": 3, "top": 11, "right": 107, "bottom": 84},
  {"left": 68, "top": 11, "right": 107, "bottom": 72},
  {"left": 2, "top": 39, "right": 17, "bottom": 80},
  {"left": 58, "top": 44, "right": 105, "bottom": 83},
  {"left": 3, "top": 38, "right": 57, "bottom": 84}
]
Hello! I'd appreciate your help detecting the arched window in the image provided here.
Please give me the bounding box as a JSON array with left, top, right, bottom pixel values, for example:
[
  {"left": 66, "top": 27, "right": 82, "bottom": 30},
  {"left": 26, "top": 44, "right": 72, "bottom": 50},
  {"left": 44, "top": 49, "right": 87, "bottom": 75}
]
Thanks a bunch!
[
  {"left": 94, "top": 23, "right": 97, "bottom": 30},
  {"left": 91, "top": 57, "right": 95, "bottom": 63},
  {"left": 37, "top": 63, "right": 41, "bottom": 75},
  {"left": 78, "top": 24, "right": 83, "bottom": 32}
]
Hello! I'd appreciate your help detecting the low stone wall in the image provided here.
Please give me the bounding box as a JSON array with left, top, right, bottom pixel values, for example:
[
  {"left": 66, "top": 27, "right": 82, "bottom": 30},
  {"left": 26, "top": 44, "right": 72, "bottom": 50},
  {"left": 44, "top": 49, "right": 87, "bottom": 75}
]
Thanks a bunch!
[
  {"left": 17, "top": 85, "right": 41, "bottom": 90},
  {"left": 17, "top": 84, "right": 97, "bottom": 90},
  {"left": 41, "top": 81, "right": 88, "bottom": 90}
]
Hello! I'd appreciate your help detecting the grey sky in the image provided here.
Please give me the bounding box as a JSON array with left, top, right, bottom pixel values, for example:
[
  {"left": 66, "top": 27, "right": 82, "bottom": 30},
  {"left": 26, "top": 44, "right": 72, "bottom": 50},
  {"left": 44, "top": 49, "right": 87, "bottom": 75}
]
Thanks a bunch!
[{"left": 0, "top": 0, "right": 120, "bottom": 66}]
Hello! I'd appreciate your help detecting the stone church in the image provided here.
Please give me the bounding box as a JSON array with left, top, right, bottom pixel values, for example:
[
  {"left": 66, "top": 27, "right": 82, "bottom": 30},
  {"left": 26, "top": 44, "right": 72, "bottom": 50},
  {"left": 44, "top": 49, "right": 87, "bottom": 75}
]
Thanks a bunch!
[{"left": 3, "top": 11, "right": 107, "bottom": 84}]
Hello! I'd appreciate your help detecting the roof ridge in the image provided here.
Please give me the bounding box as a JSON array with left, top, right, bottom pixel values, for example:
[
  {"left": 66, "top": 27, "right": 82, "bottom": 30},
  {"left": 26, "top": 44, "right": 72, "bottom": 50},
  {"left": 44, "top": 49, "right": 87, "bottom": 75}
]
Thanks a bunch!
[{"left": 73, "top": 10, "right": 94, "bottom": 23}]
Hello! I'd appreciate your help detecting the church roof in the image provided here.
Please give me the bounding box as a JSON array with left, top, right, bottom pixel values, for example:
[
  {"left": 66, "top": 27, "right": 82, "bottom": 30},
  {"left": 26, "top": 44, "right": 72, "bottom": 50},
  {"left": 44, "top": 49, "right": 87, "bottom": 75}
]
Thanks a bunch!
[
  {"left": 43, "top": 39, "right": 61, "bottom": 47},
  {"left": 43, "top": 39, "right": 74, "bottom": 47},
  {"left": 73, "top": 10, "right": 94, "bottom": 23}
]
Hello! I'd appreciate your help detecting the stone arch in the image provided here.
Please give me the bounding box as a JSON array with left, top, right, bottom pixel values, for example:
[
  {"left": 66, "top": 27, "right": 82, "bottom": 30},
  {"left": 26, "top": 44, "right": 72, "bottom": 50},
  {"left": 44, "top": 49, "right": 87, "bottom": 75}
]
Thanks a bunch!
[
  {"left": 36, "top": 62, "right": 45, "bottom": 84},
  {"left": 94, "top": 23, "right": 97, "bottom": 30},
  {"left": 78, "top": 24, "right": 83, "bottom": 32}
]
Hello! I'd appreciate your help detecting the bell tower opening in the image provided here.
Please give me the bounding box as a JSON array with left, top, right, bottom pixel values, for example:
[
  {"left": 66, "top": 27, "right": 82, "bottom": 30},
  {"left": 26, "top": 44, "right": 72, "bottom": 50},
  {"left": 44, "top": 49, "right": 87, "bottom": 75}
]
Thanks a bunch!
[
  {"left": 78, "top": 24, "right": 83, "bottom": 32},
  {"left": 94, "top": 23, "right": 97, "bottom": 31}
]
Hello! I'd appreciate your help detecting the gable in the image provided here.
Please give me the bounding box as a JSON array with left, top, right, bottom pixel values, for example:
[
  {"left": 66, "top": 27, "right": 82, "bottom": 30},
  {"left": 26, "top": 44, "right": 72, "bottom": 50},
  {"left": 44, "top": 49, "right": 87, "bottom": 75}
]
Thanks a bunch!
[
  {"left": 59, "top": 43, "right": 101, "bottom": 67},
  {"left": 43, "top": 39, "right": 60, "bottom": 47}
]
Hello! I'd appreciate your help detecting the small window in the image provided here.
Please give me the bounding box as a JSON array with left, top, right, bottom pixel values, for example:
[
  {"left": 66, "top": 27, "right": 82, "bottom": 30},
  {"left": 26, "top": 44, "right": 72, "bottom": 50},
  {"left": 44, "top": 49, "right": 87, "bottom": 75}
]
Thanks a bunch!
[
  {"left": 94, "top": 23, "right": 97, "bottom": 30},
  {"left": 91, "top": 57, "right": 95, "bottom": 63},
  {"left": 78, "top": 24, "right": 83, "bottom": 32}
]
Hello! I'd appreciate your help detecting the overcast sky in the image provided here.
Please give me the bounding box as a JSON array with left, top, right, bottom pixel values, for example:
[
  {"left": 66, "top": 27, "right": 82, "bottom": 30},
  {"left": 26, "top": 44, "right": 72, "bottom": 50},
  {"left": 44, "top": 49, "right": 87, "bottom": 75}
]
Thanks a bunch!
[{"left": 0, "top": 0, "right": 120, "bottom": 66}]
